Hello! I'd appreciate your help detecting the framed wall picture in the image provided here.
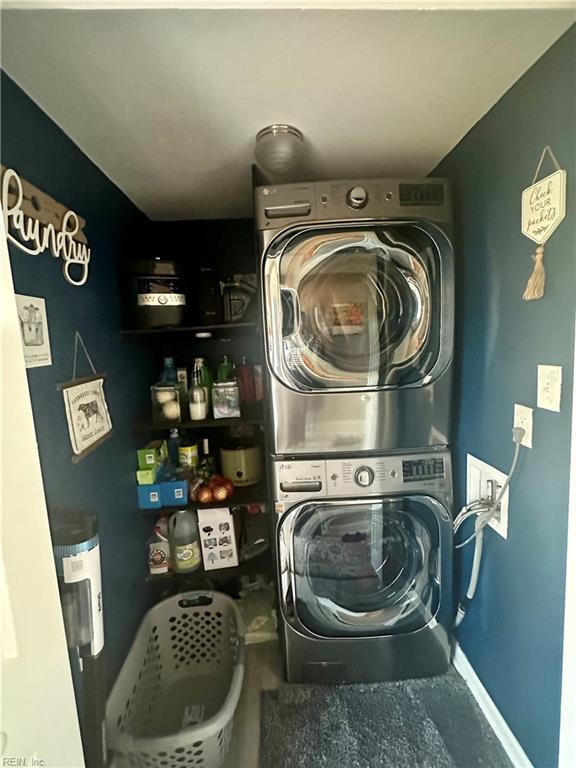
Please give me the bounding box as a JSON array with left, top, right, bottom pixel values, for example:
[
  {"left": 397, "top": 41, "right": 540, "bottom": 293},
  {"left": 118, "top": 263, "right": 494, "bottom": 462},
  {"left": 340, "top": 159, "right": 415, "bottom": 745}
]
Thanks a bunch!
[
  {"left": 60, "top": 375, "right": 113, "bottom": 461},
  {"left": 15, "top": 294, "right": 52, "bottom": 368},
  {"left": 58, "top": 332, "right": 113, "bottom": 462}
]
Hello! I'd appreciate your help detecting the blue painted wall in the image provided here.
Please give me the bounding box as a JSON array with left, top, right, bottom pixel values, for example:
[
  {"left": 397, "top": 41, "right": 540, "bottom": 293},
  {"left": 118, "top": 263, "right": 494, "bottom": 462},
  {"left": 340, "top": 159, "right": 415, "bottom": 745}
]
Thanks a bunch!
[
  {"left": 434, "top": 26, "right": 575, "bottom": 767},
  {"left": 1, "top": 72, "right": 154, "bottom": 687}
]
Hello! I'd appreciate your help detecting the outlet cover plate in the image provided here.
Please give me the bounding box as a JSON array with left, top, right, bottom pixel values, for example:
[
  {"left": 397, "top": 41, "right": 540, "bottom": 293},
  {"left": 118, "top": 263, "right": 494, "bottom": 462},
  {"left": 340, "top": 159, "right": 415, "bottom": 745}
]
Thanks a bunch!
[
  {"left": 514, "top": 404, "right": 533, "bottom": 448},
  {"left": 466, "top": 454, "right": 509, "bottom": 539}
]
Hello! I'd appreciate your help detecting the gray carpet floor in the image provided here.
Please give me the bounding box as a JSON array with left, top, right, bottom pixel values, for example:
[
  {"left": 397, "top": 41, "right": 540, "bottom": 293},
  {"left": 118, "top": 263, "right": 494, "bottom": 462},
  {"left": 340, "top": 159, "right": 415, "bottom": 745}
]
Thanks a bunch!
[{"left": 259, "top": 669, "right": 513, "bottom": 768}]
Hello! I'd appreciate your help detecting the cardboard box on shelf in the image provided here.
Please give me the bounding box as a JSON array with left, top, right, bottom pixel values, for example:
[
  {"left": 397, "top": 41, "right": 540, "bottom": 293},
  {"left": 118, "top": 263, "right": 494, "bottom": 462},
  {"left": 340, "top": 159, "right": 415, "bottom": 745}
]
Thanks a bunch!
[
  {"left": 159, "top": 479, "right": 189, "bottom": 507},
  {"left": 137, "top": 467, "right": 157, "bottom": 485},
  {"left": 137, "top": 484, "right": 162, "bottom": 510},
  {"left": 198, "top": 508, "right": 239, "bottom": 570},
  {"left": 136, "top": 439, "right": 168, "bottom": 470}
]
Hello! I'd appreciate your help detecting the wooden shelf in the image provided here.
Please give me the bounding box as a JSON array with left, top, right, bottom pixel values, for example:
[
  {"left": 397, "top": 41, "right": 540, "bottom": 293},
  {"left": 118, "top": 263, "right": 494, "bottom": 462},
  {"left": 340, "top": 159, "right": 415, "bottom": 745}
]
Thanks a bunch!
[
  {"left": 142, "top": 479, "right": 269, "bottom": 513},
  {"left": 135, "top": 404, "right": 264, "bottom": 432},
  {"left": 122, "top": 321, "right": 257, "bottom": 336}
]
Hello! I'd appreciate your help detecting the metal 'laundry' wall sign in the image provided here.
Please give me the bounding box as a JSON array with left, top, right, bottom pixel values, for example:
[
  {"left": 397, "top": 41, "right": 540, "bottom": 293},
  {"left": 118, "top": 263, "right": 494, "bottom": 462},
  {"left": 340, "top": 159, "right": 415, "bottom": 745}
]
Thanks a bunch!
[{"left": 1, "top": 166, "right": 91, "bottom": 286}]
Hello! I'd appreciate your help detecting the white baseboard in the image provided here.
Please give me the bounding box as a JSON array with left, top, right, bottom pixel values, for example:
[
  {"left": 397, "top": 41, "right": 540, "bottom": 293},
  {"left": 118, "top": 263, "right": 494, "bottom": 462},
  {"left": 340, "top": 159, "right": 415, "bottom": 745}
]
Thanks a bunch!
[{"left": 453, "top": 644, "right": 533, "bottom": 768}]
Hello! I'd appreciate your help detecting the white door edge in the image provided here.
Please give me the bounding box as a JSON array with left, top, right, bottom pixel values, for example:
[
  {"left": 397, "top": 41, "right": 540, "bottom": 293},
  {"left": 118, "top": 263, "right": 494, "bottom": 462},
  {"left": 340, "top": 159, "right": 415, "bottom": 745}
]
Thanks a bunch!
[
  {"left": 559, "top": 308, "right": 576, "bottom": 768},
  {"left": 0, "top": 204, "right": 85, "bottom": 765}
]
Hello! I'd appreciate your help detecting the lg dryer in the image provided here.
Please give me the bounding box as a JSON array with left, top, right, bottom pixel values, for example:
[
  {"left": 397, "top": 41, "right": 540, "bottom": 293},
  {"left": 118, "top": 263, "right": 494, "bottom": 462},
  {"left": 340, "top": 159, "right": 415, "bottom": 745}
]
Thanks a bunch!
[
  {"left": 272, "top": 449, "right": 453, "bottom": 683},
  {"left": 257, "top": 179, "right": 454, "bottom": 456}
]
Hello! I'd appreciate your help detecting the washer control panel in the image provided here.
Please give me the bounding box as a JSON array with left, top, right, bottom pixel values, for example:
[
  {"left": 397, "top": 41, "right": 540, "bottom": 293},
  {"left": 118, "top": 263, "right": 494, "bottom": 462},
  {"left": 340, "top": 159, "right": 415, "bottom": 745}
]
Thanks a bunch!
[
  {"left": 273, "top": 452, "right": 451, "bottom": 502},
  {"left": 327, "top": 454, "right": 448, "bottom": 495},
  {"left": 327, "top": 456, "right": 395, "bottom": 494}
]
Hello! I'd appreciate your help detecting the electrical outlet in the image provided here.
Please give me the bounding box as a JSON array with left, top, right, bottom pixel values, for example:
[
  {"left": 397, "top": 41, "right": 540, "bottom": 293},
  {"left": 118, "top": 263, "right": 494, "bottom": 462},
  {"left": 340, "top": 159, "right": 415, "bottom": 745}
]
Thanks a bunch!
[
  {"left": 514, "top": 404, "right": 533, "bottom": 448},
  {"left": 466, "top": 454, "right": 509, "bottom": 539}
]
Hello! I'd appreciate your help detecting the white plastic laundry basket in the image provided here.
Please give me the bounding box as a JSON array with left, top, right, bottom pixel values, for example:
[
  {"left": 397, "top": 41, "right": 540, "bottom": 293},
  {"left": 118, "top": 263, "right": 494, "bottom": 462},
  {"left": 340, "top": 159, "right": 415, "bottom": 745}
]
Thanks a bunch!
[{"left": 106, "top": 591, "right": 245, "bottom": 768}]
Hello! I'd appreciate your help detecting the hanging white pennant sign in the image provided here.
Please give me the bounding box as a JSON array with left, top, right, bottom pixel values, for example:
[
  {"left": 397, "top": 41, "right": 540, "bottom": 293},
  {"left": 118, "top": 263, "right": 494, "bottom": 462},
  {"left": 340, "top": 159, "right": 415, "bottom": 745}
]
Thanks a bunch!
[
  {"left": 521, "top": 146, "right": 567, "bottom": 301},
  {"left": 521, "top": 168, "right": 566, "bottom": 245}
]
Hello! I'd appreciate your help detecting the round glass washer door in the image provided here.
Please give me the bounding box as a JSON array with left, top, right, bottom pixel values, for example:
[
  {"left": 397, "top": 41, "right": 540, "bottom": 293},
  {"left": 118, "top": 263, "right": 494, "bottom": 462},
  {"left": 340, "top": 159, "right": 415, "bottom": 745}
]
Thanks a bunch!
[
  {"left": 265, "top": 222, "right": 449, "bottom": 391},
  {"left": 285, "top": 499, "right": 441, "bottom": 638}
]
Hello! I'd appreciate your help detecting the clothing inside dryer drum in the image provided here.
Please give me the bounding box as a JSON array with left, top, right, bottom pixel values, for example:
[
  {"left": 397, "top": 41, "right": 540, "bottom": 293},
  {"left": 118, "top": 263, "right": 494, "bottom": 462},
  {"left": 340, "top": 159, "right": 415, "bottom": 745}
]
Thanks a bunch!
[
  {"left": 279, "top": 225, "right": 442, "bottom": 389},
  {"left": 291, "top": 501, "right": 440, "bottom": 637}
]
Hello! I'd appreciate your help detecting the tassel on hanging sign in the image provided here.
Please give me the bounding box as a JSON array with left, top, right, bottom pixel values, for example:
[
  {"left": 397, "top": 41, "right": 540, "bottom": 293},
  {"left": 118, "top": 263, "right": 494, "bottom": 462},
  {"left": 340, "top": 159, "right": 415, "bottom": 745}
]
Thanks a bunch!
[
  {"left": 521, "top": 146, "right": 566, "bottom": 301},
  {"left": 522, "top": 245, "right": 546, "bottom": 301}
]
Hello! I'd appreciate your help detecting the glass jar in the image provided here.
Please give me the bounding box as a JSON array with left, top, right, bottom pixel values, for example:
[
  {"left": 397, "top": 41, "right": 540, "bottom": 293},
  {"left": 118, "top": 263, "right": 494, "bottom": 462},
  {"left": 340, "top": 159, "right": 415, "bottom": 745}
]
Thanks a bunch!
[{"left": 151, "top": 383, "right": 181, "bottom": 424}]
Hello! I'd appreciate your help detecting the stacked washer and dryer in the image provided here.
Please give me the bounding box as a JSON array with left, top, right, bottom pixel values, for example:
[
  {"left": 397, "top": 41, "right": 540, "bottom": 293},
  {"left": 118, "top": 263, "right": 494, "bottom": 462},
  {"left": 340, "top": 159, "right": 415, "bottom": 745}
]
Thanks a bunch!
[{"left": 256, "top": 179, "right": 455, "bottom": 683}]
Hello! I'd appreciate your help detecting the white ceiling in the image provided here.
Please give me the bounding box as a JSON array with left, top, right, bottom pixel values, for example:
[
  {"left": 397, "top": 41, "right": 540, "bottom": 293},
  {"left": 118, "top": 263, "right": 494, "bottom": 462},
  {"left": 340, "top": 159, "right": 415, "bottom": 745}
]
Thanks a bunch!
[{"left": 1, "top": 9, "right": 574, "bottom": 219}]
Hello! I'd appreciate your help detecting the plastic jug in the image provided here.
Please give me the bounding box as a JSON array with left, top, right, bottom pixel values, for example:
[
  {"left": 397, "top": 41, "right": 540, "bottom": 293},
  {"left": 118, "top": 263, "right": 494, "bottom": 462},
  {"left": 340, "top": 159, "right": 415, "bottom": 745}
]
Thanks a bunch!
[{"left": 169, "top": 509, "right": 202, "bottom": 573}]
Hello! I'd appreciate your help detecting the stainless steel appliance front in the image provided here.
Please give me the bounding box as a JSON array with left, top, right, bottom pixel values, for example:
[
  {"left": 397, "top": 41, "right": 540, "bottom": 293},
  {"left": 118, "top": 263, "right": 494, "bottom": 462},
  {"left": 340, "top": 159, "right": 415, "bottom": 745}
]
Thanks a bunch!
[
  {"left": 257, "top": 178, "right": 454, "bottom": 455},
  {"left": 272, "top": 451, "right": 453, "bottom": 683}
]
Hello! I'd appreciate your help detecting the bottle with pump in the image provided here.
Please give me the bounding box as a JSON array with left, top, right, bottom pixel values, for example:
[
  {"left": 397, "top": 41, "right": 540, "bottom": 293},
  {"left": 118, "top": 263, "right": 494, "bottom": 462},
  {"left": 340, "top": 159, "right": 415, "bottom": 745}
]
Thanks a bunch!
[
  {"left": 217, "top": 354, "right": 234, "bottom": 382},
  {"left": 169, "top": 509, "right": 201, "bottom": 573}
]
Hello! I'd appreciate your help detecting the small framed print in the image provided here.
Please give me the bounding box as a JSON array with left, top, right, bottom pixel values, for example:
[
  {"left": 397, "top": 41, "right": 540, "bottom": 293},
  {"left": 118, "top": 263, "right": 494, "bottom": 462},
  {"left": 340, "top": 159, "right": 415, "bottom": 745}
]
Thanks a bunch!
[
  {"left": 15, "top": 294, "right": 52, "bottom": 368},
  {"left": 60, "top": 374, "right": 113, "bottom": 462}
]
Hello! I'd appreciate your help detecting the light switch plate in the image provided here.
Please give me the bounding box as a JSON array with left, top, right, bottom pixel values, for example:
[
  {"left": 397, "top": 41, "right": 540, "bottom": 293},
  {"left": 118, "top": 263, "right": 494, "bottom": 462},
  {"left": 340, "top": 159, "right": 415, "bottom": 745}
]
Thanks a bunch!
[
  {"left": 514, "top": 404, "right": 533, "bottom": 448},
  {"left": 537, "top": 365, "right": 562, "bottom": 412}
]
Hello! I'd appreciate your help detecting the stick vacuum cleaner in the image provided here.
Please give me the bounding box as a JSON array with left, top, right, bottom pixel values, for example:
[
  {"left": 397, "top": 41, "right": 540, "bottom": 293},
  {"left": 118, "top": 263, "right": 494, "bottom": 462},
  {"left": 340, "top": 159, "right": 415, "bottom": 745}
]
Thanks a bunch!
[{"left": 52, "top": 509, "right": 106, "bottom": 768}]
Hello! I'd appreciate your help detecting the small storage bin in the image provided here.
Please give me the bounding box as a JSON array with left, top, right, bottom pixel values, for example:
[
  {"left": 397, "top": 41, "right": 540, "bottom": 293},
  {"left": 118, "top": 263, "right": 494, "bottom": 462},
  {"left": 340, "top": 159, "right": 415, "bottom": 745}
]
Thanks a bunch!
[
  {"left": 137, "top": 484, "right": 161, "bottom": 510},
  {"left": 151, "top": 384, "right": 182, "bottom": 424},
  {"left": 159, "top": 479, "right": 189, "bottom": 507},
  {"left": 106, "top": 591, "right": 245, "bottom": 768}
]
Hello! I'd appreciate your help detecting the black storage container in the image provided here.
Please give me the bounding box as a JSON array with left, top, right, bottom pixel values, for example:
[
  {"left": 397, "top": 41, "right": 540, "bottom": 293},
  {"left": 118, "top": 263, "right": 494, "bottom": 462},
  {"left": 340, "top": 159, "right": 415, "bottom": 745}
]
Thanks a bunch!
[
  {"left": 196, "top": 265, "right": 223, "bottom": 325},
  {"left": 128, "top": 259, "right": 186, "bottom": 329}
]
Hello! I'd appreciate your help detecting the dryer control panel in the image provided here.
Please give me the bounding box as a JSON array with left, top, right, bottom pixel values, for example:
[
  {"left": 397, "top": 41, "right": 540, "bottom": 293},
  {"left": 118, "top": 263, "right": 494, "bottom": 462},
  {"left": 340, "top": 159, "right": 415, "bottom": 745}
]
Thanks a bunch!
[
  {"left": 272, "top": 451, "right": 452, "bottom": 504},
  {"left": 255, "top": 178, "right": 452, "bottom": 231}
]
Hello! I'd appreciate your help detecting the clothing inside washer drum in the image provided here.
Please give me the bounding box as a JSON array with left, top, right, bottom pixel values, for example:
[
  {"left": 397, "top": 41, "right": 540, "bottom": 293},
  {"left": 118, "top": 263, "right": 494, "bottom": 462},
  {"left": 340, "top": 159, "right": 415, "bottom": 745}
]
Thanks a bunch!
[{"left": 290, "top": 504, "right": 438, "bottom": 635}]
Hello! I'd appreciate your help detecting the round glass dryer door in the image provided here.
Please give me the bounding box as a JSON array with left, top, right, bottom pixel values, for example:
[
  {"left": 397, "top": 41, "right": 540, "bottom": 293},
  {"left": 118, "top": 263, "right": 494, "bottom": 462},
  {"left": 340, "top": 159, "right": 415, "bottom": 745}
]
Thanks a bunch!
[
  {"left": 265, "top": 223, "right": 450, "bottom": 391},
  {"left": 286, "top": 498, "right": 442, "bottom": 638}
]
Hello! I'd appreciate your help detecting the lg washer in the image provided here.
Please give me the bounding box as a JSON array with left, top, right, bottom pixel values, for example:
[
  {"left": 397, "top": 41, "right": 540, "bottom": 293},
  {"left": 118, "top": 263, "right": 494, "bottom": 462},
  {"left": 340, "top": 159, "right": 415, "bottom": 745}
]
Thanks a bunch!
[{"left": 272, "top": 449, "right": 453, "bottom": 683}]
